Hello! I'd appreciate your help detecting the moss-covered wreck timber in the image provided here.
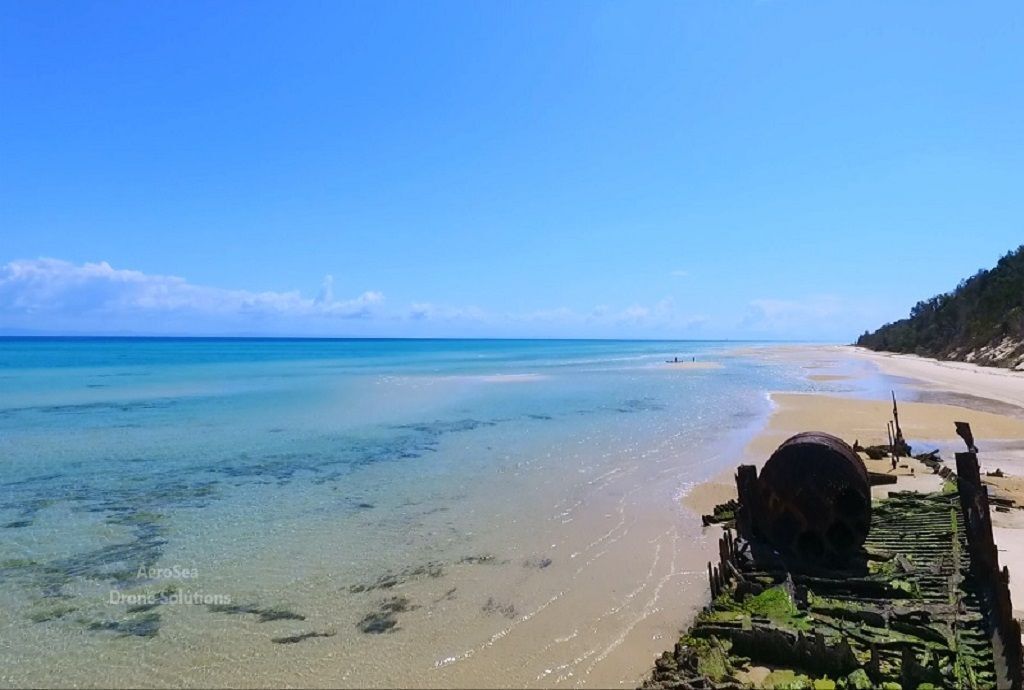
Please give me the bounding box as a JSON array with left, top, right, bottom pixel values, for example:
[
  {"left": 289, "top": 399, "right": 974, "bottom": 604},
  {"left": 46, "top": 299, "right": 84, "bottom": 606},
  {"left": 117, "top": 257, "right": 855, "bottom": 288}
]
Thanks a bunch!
[{"left": 646, "top": 425, "right": 1023, "bottom": 690}]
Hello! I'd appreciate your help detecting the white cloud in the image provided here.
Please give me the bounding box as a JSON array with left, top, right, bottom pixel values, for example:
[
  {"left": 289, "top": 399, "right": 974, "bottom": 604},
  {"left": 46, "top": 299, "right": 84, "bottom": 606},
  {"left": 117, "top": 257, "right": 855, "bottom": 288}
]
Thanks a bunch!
[
  {"left": 0, "top": 258, "right": 383, "bottom": 321},
  {"left": 0, "top": 257, "right": 710, "bottom": 337},
  {"left": 670, "top": 269, "right": 689, "bottom": 278}
]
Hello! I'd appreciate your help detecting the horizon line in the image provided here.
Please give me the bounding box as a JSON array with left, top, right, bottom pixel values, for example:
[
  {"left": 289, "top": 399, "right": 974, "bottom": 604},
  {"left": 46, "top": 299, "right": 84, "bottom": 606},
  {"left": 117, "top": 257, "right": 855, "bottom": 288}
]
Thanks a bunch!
[{"left": 0, "top": 334, "right": 839, "bottom": 344}]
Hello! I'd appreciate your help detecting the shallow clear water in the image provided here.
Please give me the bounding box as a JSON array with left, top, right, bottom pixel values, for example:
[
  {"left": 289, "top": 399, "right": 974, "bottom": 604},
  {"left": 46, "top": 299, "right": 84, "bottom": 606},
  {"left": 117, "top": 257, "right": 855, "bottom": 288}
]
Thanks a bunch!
[{"left": 0, "top": 338, "right": 824, "bottom": 688}]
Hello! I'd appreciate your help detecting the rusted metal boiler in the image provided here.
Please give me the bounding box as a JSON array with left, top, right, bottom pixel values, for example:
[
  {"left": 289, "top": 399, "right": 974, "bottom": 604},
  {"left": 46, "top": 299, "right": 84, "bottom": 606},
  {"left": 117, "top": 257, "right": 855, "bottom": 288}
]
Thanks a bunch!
[{"left": 740, "top": 432, "right": 872, "bottom": 564}]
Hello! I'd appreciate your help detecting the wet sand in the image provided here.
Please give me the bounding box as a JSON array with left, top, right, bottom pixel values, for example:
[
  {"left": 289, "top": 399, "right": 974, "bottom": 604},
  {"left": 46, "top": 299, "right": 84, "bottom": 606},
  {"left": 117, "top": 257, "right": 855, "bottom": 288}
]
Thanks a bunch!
[{"left": 806, "top": 374, "right": 851, "bottom": 382}]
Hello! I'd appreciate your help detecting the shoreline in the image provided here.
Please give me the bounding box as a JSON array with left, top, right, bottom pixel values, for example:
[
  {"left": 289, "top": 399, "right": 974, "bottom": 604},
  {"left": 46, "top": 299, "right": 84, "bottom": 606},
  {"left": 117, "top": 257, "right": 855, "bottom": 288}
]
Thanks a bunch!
[{"left": 847, "top": 345, "right": 1024, "bottom": 408}]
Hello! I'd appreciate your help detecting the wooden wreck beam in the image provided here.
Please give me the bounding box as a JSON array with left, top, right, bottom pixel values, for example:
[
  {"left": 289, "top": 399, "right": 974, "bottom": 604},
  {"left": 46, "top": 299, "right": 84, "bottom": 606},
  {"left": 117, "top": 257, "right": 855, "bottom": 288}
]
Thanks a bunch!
[{"left": 954, "top": 422, "right": 1023, "bottom": 690}]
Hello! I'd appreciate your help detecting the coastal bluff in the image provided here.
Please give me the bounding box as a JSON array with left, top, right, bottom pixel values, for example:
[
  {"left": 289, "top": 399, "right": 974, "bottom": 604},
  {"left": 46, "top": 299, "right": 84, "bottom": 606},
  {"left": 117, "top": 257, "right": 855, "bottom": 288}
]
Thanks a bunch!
[{"left": 857, "top": 245, "right": 1024, "bottom": 370}]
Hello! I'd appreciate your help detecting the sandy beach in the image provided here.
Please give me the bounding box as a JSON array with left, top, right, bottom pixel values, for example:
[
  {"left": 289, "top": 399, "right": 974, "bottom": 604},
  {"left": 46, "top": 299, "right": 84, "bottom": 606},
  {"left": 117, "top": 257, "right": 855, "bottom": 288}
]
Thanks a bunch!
[
  {"left": 685, "top": 343, "right": 1024, "bottom": 631},
  {"left": 851, "top": 347, "right": 1024, "bottom": 408}
]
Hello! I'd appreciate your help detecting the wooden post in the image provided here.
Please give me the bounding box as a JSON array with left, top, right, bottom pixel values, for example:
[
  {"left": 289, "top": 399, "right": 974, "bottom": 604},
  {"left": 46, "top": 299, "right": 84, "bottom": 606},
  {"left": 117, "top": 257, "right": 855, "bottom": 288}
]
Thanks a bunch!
[
  {"left": 891, "top": 391, "right": 903, "bottom": 439},
  {"left": 955, "top": 422, "right": 1023, "bottom": 690},
  {"left": 892, "top": 391, "right": 907, "bottom": 457},
  {"left": 735, "top": 465, "right": 759, "bottom": 539}
]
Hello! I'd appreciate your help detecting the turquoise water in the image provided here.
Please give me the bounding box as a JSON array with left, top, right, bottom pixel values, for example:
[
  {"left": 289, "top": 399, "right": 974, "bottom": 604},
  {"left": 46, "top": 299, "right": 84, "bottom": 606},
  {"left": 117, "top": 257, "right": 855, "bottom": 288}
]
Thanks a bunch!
[{"left": 0, "top": 338, "right": 833, "bottom": 688}]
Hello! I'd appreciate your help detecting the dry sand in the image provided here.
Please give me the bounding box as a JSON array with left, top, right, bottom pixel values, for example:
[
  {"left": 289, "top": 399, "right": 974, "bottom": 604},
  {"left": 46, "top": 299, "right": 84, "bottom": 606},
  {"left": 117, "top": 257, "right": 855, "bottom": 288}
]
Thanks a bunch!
[
  {"left": 748, "top": 392, "right": 1024, "bottom": 459},
  {"left": 851, "top": 347, "right": 1024, "bottom": 409}
]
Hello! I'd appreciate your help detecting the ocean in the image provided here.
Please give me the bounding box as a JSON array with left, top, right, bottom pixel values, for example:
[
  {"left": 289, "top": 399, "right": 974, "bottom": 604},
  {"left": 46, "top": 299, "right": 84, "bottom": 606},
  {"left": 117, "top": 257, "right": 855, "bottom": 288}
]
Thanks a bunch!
[{"left": 0, "top": 338, "right": 845, "bottom": 687}]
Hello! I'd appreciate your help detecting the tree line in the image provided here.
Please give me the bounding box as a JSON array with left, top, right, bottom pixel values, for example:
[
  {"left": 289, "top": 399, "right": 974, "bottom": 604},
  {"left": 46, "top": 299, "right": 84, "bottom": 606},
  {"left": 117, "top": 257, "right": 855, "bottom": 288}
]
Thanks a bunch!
[{"left": 856, "top": 245, "right": 1024, "bottom": 368}]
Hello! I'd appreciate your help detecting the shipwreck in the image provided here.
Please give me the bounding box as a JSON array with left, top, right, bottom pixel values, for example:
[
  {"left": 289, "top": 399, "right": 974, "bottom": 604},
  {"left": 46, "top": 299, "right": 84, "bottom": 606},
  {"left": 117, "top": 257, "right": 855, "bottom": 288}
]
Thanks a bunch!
[{"left": 645, "top": 420, "right": 1023, "bottom": 689}]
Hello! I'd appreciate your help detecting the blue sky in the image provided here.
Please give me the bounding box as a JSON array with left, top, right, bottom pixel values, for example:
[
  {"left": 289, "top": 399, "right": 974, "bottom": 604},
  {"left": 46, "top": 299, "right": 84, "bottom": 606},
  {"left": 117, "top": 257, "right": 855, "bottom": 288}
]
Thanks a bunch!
[{"left": 1, "top": 1, "right": 1022, "bottom": 339}]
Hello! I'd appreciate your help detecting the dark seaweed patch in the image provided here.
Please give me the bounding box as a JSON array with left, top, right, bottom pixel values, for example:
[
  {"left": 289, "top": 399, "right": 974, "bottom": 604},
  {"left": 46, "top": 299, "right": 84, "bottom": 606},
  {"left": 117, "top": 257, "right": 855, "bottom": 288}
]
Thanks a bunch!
[
  {"left": 85, "top": 612, "right": 161, "bottom": 638},
  {"left": 356, "top": 596, "right": 417, "bottom": 634},
  {"left": 45, "top": 526, "right": 167, "bottom": 585},
  {"left": 213, "top": 443, "right": 393, "bottom": 481},
  {"left": 0, "top": 495, "right": 58, "bottom": 527},
  {"left": 614, "top": 397, "right": 666, "bottom": 413},
  {"left": 212, "top": 418, "right": 500, "bottom": 484},
  {"left": 27, "top": 602, "right": 78, "bottom": 623},
  {"left": 0, "top": 477, "right": 192, "bottom": 614},
  {"left": 457, "top": 554, "right": 509, "bottom": 566},
  {"left": 389, "top": 418, "right": 498, "bottom": 435},
  {"left": 572, "top": 397, "right": 666, "bottom": 417},
  {"left": 483, "top": 597, "right": 517, "bottom": 619},
  {"left": 348, "top": 561, "right": 444, "bottom": 593},
  {"left": 0, "top": 411, "right": 510, "bottom": 636},
  {"left": 0, "top": 398, "right": 180, "bottom": 418},
  {"left": 272, "top": 629, "right": 336, "bottom": 644},
  {"left": 357, "top": 611, "right": 397, "bottom": 634},
  {"left": 207, "top": 603, "right": 305, "bottom": 622}
]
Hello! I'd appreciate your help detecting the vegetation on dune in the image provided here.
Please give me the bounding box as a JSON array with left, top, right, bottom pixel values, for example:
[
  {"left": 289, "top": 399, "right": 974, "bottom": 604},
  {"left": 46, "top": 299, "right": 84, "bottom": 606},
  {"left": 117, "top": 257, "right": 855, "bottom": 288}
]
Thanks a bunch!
[{"left": 856, "top": 245, "right": 1024, "bottom": 369}]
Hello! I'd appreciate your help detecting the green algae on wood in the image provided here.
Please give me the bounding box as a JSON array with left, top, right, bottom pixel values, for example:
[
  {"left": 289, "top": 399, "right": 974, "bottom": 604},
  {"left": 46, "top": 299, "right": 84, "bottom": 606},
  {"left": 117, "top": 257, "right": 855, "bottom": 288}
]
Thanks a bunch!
[{"left": 643, "top": 489, "right": 1002, "bottom": 689}]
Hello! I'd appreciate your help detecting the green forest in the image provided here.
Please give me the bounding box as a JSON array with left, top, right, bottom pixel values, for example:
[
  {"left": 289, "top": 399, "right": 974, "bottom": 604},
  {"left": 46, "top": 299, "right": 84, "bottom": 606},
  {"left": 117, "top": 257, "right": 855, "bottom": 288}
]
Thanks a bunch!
[{"left": 857, "top": 245, "right": 1024, "bottom": 368}]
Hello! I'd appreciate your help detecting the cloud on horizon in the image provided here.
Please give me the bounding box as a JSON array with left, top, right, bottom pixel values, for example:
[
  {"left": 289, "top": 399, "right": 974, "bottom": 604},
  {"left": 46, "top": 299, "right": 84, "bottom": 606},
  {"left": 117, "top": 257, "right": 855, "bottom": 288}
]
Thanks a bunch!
[
  {"left": 0, "top": 258, "right": 384, "bottom": 333},
  {"left": 0, "top": 257, "right": 870, "bottom": 340}
]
